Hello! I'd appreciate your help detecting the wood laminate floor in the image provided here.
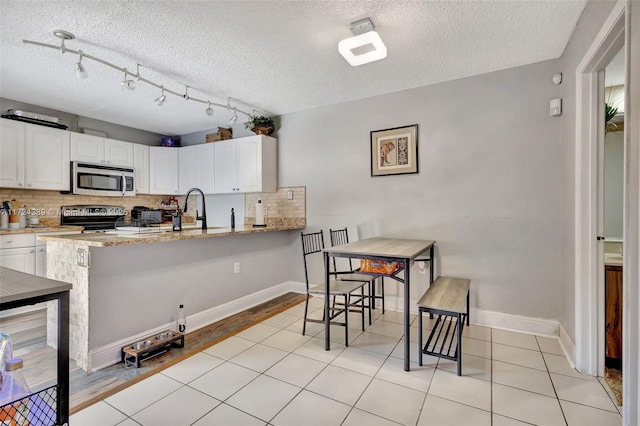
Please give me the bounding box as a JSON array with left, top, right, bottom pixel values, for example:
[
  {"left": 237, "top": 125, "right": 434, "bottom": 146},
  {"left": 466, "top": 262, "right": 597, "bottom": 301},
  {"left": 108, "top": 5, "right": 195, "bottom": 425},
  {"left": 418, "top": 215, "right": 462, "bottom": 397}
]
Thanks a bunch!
[{"left": 0, "top": 292, "right": 306, "bottom": 414}]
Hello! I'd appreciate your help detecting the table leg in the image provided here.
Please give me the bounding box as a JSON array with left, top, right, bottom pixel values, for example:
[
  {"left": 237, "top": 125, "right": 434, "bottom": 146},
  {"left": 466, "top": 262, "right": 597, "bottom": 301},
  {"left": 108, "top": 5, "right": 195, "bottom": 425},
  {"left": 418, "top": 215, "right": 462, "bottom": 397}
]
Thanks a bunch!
[
  {"left": 430, "top": 244, "right": 435, "bottom": 284},
  {"left": 404, "top": 257, "right": 411, "bottom": 371},
  {"left": 58, "top": 291, "right": 70, "bottom": 426},
  {"left": 324, "top": 252, "right": 331, "bottom": 351}
]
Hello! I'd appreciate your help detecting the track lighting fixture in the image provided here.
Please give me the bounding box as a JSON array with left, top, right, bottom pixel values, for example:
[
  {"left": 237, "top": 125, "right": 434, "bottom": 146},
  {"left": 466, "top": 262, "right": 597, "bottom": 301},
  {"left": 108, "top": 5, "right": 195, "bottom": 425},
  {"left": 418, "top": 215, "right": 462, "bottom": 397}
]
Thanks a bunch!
[
  {"left": 205, "top": 101, "right": 214, "bottom": 117},
  {"left": 155, "top": 87, "right": 167, "bottom": 106},
  {"left": 23, "top": 29, "right": 272, "bottom": 123},
  {"left": 75, "top": 50, "right": 88, "bottom": 79},
  {"left": 120, "top": 68, "right": 136, "bottom": 90}
]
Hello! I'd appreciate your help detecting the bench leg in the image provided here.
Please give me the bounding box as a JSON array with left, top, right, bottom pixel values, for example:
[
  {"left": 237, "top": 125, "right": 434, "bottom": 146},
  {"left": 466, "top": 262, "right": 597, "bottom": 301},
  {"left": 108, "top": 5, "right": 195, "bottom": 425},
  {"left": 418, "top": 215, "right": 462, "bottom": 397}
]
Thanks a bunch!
[
  {"left": 467, "top": 290, "right": 470, "bottom": 326},
  {"left": 418, "top": 309, "right": 423, "bottom": 366},
  {"left": 457, "top": 312, "right": 462, "bottom": 376}
]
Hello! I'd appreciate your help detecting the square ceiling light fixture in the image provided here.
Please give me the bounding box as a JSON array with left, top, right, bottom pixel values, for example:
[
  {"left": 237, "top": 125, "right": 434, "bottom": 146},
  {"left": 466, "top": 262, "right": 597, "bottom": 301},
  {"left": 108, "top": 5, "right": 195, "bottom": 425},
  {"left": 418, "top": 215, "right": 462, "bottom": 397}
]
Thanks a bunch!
[{"left": 338, "top": 18, "right": 387, "bottom": 66}]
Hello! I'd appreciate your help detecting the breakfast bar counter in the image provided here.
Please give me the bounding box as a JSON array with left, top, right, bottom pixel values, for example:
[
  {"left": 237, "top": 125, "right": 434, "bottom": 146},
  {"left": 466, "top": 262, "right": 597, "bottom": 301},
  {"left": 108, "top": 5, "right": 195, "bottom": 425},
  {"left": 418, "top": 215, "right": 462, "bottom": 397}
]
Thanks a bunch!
[
  {"left": 40, "top": 219, "right": 305, "bottom": 372},
  {"left": 38, "top": 221, "right": 305, "bottom": 247}
]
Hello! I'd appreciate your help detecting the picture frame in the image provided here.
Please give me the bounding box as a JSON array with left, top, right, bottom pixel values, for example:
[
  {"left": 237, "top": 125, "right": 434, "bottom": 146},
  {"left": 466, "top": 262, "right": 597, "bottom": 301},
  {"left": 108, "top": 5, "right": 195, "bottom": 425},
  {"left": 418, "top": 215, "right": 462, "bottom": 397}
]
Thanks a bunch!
[{"left": 370, "top": 124, "right": 419, "bottom": 177}]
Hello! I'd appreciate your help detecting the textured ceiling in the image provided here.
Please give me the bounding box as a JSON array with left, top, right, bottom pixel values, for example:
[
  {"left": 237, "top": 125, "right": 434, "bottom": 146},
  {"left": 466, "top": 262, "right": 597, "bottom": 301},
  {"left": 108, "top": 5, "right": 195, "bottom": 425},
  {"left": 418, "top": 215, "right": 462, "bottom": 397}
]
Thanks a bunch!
[{"left": 0, "top": 0, "right": 587, "bottom": 136}]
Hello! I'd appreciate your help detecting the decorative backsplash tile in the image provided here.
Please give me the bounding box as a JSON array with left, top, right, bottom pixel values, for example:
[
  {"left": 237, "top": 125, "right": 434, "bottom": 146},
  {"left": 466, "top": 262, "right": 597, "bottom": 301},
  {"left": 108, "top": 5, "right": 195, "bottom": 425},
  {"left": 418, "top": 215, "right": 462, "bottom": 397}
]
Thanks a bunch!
[
  {"left": 1, "top": 186, "right": 307, "bottom": 228},
  {"left": 0, "top": 189, "right": 172, "bottom": 227},
  {"left": 244, "top": 186, "right": 306, "bottom": 221}
]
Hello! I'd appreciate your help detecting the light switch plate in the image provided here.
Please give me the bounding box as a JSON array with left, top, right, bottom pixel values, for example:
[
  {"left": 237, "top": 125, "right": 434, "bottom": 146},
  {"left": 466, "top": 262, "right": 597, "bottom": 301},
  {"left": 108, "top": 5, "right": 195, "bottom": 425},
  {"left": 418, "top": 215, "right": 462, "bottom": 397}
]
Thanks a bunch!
[{"left": 550, "top": 98, "right": 562, "bottom": 116}]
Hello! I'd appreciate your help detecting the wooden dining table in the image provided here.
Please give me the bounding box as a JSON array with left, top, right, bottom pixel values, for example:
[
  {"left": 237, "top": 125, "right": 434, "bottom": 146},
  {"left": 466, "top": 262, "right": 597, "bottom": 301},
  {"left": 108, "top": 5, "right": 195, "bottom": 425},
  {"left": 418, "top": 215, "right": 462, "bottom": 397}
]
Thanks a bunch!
[{"left": 323, "top": 237, "right": 436, "bottom": 371}]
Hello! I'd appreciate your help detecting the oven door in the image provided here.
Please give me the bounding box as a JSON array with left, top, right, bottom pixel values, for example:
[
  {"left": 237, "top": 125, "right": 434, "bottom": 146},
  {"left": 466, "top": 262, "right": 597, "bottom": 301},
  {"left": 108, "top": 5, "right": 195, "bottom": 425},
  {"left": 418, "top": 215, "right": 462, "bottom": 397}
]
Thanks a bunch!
[{"left": 72, "top": 162, "right": 136, "bottom": 197}]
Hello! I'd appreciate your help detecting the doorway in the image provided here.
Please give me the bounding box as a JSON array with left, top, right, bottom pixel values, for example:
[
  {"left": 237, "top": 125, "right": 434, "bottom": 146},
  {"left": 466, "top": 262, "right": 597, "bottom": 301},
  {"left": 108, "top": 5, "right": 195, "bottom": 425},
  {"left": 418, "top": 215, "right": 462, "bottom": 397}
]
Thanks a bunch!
[{"left": 602, "top": 47, "right": 625, "bottom": 405}]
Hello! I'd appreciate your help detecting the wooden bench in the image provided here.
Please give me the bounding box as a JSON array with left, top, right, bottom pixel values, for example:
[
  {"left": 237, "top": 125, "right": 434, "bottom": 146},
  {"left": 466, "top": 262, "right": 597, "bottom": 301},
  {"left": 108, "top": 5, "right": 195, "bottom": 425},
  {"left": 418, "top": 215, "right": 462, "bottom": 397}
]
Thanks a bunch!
[{"left": 417, "top": 276, "right": 470, "bottom": 376}]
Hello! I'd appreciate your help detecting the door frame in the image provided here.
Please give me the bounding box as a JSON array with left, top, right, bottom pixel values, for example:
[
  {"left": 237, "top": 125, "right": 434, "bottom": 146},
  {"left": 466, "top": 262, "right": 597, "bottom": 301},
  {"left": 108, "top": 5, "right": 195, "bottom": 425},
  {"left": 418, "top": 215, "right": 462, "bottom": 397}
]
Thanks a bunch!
[
  {"left": 575, "top": 1, "right": 640, "bottom": 424},
  {"left": 574, "top": 0, "right": 624, "bottom": 377}
]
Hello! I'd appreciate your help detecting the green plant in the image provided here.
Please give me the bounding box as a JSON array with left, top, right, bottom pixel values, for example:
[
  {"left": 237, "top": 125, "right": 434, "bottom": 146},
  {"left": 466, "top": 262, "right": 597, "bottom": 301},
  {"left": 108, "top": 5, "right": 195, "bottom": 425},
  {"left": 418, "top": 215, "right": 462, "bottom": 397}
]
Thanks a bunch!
[
  {"left": 605, "top": 102, "right": 618, "bottom": 133},
  {"left": 244, "top": 115, "right": 274, "bottom": 129}
]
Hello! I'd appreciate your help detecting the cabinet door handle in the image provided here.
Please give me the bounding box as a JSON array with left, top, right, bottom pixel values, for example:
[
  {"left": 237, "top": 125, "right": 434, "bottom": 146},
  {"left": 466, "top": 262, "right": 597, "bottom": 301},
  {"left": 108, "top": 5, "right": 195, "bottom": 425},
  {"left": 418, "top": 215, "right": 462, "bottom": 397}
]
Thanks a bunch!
[
  {"left": 27, "top": 184, "right": 32, "bottom": 187},
  {"left": 18, "top": 182, "right": 23, "bottom": 186},
  {"left": 30, "top": 250, "right": 34, "bottom": 254}
]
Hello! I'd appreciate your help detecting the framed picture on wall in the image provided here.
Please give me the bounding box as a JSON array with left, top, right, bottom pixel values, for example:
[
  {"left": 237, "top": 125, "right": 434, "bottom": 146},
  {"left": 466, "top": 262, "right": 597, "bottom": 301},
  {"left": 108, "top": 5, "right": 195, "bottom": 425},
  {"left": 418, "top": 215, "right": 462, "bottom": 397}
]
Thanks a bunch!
[{"left": 370, "top": 124, "right": 419, "bottom": 176}]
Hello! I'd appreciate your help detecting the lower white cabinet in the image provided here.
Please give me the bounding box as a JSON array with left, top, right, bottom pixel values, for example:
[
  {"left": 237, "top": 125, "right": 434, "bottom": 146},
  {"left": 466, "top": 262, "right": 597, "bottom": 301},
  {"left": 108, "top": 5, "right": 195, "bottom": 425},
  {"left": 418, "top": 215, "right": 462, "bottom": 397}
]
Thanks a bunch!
[
  {"left": 0, "top": 234, "right": 36, "bottom": 275},
  {"left": 149, "top": 147, "right": 179, "bottom": 195},
  {"left": 178, "top": 144, "right": 215, "bottom": 194}
]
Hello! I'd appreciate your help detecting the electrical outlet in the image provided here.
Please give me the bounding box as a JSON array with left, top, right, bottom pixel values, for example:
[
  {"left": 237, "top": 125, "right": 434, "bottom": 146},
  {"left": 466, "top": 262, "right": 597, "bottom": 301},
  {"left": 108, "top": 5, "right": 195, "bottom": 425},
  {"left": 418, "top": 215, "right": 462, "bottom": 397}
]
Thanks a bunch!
[
  {"left": 77, "top": 248, "right": 87, "bottom": 267},
  {"left": 234, "top": 262, "right": 240, "bottom": 274},
  {"left": 287, "top": 190, "right": 293, "bottom": 200}
]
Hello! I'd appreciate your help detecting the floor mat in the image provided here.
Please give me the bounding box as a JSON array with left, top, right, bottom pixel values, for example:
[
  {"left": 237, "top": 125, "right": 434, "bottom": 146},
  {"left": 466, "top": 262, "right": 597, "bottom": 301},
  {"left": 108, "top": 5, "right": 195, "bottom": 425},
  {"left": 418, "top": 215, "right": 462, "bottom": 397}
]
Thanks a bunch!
[{"left": 604, "top": 367, "right": 622, "bottom": 406}]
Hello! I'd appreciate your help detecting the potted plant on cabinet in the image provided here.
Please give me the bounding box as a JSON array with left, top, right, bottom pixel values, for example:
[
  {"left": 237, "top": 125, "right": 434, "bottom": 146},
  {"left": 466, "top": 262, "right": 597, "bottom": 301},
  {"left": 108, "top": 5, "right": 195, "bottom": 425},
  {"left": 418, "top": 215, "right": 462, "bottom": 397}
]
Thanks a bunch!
[{"left": 244, "top": 115, "right": 275, "bottom": 136}]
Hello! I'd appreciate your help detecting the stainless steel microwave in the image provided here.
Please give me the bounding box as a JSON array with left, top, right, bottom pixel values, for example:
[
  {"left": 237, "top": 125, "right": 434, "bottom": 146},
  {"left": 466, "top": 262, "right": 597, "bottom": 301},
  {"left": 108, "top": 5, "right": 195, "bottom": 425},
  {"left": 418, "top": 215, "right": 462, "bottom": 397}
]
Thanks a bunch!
[{"left": 71, "top": 162, "right": 136, "bottom": 197}]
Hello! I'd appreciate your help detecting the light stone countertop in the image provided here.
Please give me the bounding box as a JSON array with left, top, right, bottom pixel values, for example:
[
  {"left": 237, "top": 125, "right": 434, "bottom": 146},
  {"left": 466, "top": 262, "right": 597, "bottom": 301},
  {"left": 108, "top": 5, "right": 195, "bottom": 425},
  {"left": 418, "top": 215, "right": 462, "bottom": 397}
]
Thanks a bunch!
[
  {"left": 38, "top": 222, "right": 305, "bottom": 247},
  {"left": 0, "top": 225, "right": 84, "bottom": 235},
  {"left": 604, "top": 253, "right": 623, "bottom": 266}
]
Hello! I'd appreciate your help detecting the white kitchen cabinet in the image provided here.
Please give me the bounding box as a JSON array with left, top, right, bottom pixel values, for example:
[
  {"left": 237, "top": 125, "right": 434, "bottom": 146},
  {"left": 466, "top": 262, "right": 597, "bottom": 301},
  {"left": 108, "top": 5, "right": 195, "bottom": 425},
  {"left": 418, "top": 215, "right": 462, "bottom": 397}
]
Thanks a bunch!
[
  {"left": 105, "top": 139, "right": 134, "bottom": 167},
  {"left": 134, "top": 144, "right": 150, "bottom": 194},
  {"left": 35, "top": 244, "right": 46, "bottom": 277},
  {"left": 0, "top": 247, "right": 35, "bottom": 274},
  {"left": 25, "top": 124, "right": 70, "bottom": 191},
  {"left": 178, "top": 144, "right": 215, "bottom": 194},
  {"left": 149, "top": 147, "right": 179, "bottom": 195},
  {"left": 70, "top": 133, "right": 104, "bottom": 163},
  {"left": 71, "top": 133, "right": 134, "bottom": 167},
  {"left": 0, "top": 234, "right": 36, "bottom": 275},
  {"left": 213, "top": 135, "right": 276, "bottom": 194},
  {"left": 0, "top": 118, "right": 26, "bottom": 188}
]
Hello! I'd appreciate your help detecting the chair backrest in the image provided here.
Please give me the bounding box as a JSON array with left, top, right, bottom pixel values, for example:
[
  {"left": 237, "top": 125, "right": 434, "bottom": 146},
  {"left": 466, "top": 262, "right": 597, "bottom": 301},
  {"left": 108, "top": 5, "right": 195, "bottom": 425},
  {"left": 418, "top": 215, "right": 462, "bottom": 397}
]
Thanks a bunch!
[
  {"left": 300, "top": 231, "right": 325, "bottom": 291},
  {"left": 329, "top": 227, "right": 355, "bottom": 272}
]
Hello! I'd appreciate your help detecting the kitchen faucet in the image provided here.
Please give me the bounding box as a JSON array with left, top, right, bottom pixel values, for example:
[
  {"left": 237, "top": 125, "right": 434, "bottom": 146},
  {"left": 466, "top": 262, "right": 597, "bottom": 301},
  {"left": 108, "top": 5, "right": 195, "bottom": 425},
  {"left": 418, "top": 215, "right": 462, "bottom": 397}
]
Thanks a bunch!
[{"left": 183, "top": 188, "right": 207, "bottom": 230}]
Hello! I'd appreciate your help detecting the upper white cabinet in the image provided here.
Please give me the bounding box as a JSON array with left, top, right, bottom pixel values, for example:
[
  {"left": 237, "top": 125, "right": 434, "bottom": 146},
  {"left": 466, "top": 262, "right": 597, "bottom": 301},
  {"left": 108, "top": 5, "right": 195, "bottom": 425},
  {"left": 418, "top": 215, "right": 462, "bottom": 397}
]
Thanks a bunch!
[
  {"left": 71, "top": 133, "right": 134, "bottom": 167},
  {"left": 149, "top": 147, "right": 179, "bottom": 195},
  {"left": 25, "top": 124, "right": 70, "bottom": 191},
  {"left": 0, "top": 119, "right": 26, "bottom": 188},
  {"left": 178, "top": 144, "right": 215, "bottom": 194},
  {"left": 1, "top": 118, "right": 70, "bottom": 190},
  {"left": 213, "top": 135, "right": 276, "bottom": 194},
  {"left": 133, "top": 144, "right": 150, "bottom": 194},
  {"left": 105, "top": 139, "right": 134, "bottom": 167}
]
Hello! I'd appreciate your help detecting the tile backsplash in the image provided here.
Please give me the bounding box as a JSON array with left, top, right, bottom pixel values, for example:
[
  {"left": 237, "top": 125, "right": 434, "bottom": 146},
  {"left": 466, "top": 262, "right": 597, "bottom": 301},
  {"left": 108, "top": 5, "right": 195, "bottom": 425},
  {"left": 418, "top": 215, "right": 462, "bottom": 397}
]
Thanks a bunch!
[
  {"left": 245, "top": 186, "right": 306, "bottom": 226},
  {"left": 1, "top": 186, "right": 307, "bottom": 228},
  {"left": 0, "top": 189, "right": 175, "bottom": 227}
]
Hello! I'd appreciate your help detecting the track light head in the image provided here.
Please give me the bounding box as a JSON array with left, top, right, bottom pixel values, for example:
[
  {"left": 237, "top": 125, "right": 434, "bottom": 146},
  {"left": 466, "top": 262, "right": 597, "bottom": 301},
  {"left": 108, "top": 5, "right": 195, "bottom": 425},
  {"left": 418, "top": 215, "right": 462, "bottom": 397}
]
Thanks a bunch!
[
  {"left": 155, "top": 87, "right": 167, "bottom": 106},
  {"left": 229, "top": 108, "right": 238, "bottom": 124},
  {"left": 120, "top": 68, "right": 136, "bottom": 90},
  {"left": 75, "top": 50, "right": 88, "bottom": 79},
  {"left": 205, "top": 101, "right": 214, "bottom": 117}
]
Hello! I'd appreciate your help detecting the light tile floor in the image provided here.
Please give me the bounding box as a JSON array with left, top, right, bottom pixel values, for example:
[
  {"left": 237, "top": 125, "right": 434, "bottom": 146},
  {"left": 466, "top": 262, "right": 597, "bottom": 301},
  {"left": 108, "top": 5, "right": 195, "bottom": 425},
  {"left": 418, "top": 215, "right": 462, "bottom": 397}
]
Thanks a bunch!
[{"left": 71, "top": 298, "right": 623, "bottom": 426}]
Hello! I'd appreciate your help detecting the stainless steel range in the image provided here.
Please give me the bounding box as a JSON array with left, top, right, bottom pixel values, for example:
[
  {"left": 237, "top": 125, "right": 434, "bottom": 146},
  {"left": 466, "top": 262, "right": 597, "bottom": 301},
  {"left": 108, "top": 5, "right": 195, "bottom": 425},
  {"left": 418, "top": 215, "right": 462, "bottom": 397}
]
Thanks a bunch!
[{"left": 60, "top": 205, "right": 125, "bottom": 232}]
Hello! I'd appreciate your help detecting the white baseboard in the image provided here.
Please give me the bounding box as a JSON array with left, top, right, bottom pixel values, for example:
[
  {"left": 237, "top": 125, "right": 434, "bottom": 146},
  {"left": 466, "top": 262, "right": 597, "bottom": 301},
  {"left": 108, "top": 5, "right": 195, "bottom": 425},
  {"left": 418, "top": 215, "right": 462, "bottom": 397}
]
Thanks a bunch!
[
  {"left": 472, "top": 309, "right": 560, "bottom": 337},
  {"left": 559, "top": 322, "right": 576, "bottom": 368},
  {"left": 89, "top": 281, "right": 304, "bottom": 371}
]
